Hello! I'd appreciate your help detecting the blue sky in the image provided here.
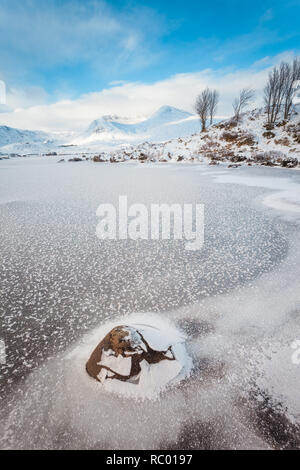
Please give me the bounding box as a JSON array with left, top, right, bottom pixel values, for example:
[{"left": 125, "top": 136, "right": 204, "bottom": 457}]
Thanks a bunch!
[{"left": 0, "top": 0, "right": 299, "bottom": 130}]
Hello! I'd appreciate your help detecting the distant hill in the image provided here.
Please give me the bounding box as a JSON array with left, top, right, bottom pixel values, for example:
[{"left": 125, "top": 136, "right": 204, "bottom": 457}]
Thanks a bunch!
[{"left": 0, "top": 125, "right": 49, "bottom": 148}]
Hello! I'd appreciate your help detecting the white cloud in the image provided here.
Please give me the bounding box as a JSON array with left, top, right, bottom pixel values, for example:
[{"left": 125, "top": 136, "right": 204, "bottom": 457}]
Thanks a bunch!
[
  {"left": 1, "top": 86, "right": 49, "bottom": 112},
  {"left": 0, "top": 0, "right": 165, "bottom": 82},
  {"left": 0, "top": 51, "right": 297, "bottom": 133}
]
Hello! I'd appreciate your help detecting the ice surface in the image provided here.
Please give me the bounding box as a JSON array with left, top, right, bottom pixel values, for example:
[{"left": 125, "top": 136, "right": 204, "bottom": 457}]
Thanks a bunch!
[
  {"left": 211, "top": 169, "right": 300, "bottom": 218},
  {"left": 0, "top": 159, "right": 299, "bottom": 449}
]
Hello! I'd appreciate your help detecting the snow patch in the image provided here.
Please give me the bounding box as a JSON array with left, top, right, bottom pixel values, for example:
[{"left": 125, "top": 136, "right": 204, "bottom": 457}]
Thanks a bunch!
[{"left": 68, "top": 313, "right": 192, "bottom": 400}]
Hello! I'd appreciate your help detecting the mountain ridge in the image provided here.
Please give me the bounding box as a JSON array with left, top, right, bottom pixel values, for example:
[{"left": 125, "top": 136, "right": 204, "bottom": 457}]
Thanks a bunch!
[{"left": 71, "top": 105, "right": 199, "bottom": 145}]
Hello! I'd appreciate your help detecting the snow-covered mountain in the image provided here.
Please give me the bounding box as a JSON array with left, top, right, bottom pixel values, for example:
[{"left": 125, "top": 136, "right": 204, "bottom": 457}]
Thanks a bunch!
[
  {"left": 0, "top": 106, "right": 202, "bottom": 154},
  {"left": 0, "top": 125, "right": 49, "bottom": 149},
  {"left": 71, "top": 106, "right": 200, "bottom": 146},
  {"left": 0, "top": 125, "right": 76, "bottom": 155}
]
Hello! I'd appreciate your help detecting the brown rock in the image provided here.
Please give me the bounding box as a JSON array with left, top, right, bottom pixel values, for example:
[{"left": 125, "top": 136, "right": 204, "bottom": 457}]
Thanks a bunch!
[{"left": 86, "top": 325, "right": 175, "bottom": 384}]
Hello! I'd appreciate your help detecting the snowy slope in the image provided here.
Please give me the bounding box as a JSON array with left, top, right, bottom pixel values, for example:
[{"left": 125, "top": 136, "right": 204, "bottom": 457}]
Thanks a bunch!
[{"left": 96, "top": 105, "right": 300, "bottom": 167}]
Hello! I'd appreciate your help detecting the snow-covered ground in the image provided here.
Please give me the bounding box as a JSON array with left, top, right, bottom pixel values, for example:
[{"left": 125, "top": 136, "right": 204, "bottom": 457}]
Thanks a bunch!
[{"left": 87, "top": 105, "right": 300, "bottom": 166}]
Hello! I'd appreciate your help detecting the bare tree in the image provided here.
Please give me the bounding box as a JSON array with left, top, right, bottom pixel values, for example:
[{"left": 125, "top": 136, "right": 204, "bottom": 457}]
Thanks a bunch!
[
  {"left": 208, "top": 90, "right": 219, "bottom": 125},
  {"left": 283, "top": 58, "right": 300, "bottom": 120},
  {"left": 232, "top": 88, "right": 255, "bottom": 121},
  {"left": 264, "top": 62, "right": 287, "bottom": 125},
  {"left": 195, "top": 88, "right": 211, "bottom": 132}
]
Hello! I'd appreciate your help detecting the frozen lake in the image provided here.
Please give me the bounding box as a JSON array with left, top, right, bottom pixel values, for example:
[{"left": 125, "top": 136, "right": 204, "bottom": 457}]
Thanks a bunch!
[{"left": 0, "top": 157, "right": 299, "bottom": 449}]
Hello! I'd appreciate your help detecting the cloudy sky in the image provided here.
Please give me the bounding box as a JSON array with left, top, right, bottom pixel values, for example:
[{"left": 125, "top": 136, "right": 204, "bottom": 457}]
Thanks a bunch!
[{"left": 0, "top": 0, "right": 299, "bottom": 132}]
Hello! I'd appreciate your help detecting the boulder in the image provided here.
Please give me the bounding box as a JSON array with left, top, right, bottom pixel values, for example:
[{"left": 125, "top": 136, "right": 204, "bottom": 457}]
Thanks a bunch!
[
  {"left": 263, "top": 131, "right": 275, "bottom": 139},
  {"left": 228, "top": 163, "right": 241, "bottom": 168},
  {"left": 93, "top": 155, "right": 106, "bottom": 162},
  {"left": 281, "top": 157, "right": 298, "bottom": 168},
  {"left": 68, "top": 157, "right": 83, "bottom": 162},
  {"left": 86, "top": 325, "right": 176, "bottom": 384}
]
